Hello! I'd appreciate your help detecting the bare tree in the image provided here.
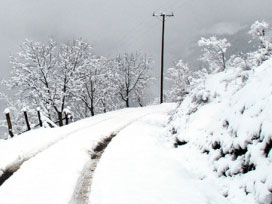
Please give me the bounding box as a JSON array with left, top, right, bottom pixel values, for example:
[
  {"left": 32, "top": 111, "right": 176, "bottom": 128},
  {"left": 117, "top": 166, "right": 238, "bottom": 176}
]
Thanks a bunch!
[
  {"left": 74, "top": 56, "right": 114, "bottom": 117},
  {"left": 110, "top": 53, "right": 152, "bottom": 107}
]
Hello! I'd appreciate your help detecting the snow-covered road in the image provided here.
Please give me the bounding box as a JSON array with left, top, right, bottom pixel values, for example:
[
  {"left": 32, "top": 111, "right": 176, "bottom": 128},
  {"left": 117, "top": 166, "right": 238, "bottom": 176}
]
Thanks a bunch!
[
  {"left": 0, "top": 104, "right": 175, "bottom": 204},
  {"left": 89, "top": 108, "right": 229, "bottom": 204},
  {"left": 0, "top": 103, "right": 230, "bottom": 204}
]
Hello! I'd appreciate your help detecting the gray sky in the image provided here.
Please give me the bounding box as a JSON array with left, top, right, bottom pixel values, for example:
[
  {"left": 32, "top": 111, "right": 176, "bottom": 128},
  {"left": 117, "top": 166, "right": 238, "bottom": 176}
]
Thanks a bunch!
[{"left": 0, "top": 0, "right": 272, "bottom": 95}]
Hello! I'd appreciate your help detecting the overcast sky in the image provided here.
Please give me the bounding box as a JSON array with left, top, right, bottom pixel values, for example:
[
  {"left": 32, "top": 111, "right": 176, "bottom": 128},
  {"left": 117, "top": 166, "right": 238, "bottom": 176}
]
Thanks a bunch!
[{"left": 0, "top": 0, "right": 272, "bottom": 102}]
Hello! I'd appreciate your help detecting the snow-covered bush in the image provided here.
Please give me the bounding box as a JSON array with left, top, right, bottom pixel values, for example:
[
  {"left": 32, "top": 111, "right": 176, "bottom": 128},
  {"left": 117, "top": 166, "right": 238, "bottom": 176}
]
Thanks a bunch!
[
  {"left": 227, "top": 53, "right": 251, "bottom": 71},
  {"left": 167, "top": 57, "right": 272, "bottom": 203}
]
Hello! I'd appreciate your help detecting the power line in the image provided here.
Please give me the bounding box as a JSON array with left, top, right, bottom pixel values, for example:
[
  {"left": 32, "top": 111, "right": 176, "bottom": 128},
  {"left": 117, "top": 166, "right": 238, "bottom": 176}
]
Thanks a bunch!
[{"left": 117, "top": 0, "right": 183, "bottom": 50}]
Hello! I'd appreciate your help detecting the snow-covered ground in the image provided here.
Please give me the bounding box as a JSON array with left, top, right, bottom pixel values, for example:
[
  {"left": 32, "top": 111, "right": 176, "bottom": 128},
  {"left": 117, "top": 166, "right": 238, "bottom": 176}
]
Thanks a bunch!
[
  {"left": 89, "top": 111, "right": 229, "bottom": 204},
  {"left": 0, "top": 104, "right": 177, "bottom": 204},
  {"left": 0, "top": 58, "right": 272, "bottom": 204}
]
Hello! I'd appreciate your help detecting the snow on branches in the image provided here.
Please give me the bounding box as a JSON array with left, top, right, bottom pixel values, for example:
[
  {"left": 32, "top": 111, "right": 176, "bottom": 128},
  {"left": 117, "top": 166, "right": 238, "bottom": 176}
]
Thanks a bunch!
[
  {"left": 166, "top": 60, "right": 197, "bottom": 102},
  {"left": 110, "top": 53, "right": 153, "bottom": 108},
  {"left": 1, "top": 38, "right": 153, "bottom": 130},
  {"left": 198, "top": 36, "right": 231, "bottom": 73},
  {"left": 249, "top": 20, "right": 269, "bottom": 44},
  {"left": 248, "top": 20, "right": 272, "bottom": 66},
  {"left": 6, "top": 38, "right": 95, "bottom": 125}
]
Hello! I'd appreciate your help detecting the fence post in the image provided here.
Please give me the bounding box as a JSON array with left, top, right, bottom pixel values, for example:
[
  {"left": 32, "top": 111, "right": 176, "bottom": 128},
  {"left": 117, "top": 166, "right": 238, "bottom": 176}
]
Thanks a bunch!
[
  {"left": 22, "top": 108, "right": 31, "bottom": 131},
  {"left": 64, "top": 112, "right": 69, "bottom": 125},
  {"left": 4, "top": 109, "right": 14, "bottom": 138},
  {"left": 37, "top": 107, "right": 42, "bottom": 127}
]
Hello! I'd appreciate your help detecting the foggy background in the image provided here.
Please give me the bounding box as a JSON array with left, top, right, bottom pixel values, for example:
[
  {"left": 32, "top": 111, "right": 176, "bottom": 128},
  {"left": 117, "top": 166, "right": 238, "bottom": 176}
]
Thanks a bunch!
[{"left": 0, "top": 0, "right": 272, "bottom": 106}]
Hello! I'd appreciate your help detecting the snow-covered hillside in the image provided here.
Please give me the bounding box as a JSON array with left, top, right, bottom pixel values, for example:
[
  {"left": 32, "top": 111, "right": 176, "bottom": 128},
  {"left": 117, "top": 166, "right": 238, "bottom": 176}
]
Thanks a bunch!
[{"left": 168, "top": 58, "right": 272, "bottom": 203}]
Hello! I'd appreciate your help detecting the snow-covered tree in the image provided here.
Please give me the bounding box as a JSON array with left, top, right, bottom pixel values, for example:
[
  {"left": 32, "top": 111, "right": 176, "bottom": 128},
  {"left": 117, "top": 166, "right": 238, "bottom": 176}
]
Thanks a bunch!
[
  {"left": 110, "top": 53, "right": 152, "bottom": 107},
  {"left": 4, "top": 38, "right": 94, "bottom": 126},
  {"left": 166, "top": 59, "right": 208, "bottom": 102},
  {"left": 198, "top": 36, "right": 231, "bottom": 72},
  {"left": 57, "top": 39, "right": 94, "bottom": 121},
  {"left": 96, "top": 58, "right": 120, "bottom": 112},
  {"left": 73, "top": 56, "right": 116, "bottom": 117},
  {"left": 166, "top": 60, "right": 192, "bottom": 102},
  {"left": 6, "top": 39, "right": 58, "bottom": 121},
  {"left": 248, "top": 20, "right": 272, "bottom": 66},
  {"left": 249, "top": 20, "right": 269, "bottom": 48}
]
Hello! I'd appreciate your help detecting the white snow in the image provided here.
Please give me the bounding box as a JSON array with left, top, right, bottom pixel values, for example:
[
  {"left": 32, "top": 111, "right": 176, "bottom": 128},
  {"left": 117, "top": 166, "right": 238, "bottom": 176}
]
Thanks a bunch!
[
  {"left": 0, "top": 104, "right": 179, "bottom": 204},
  {"left": 0, "top": 58, "right": 271, "bottom": 204},
  {"left": 168, "top": 58, "right": 272, "bottom": 203},
  {"left": 4, "top": 108, "right": 10, "bottom": 114},
  {"left": 89, "top": 112, "right": 229, "bottom": 204}
]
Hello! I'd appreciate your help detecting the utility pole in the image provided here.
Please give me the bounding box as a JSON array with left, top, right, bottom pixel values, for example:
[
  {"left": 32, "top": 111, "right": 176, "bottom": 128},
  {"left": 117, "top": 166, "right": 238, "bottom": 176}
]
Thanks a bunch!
[{"left": 153, "top": 12, "right": 174, "bottom": 104}]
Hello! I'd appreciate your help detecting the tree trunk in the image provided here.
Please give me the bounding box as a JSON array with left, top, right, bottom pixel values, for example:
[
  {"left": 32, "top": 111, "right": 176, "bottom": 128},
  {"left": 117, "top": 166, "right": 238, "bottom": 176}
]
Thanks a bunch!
[
  {"left": 126, "top": 98, "right": 129, "bottom": 108},
  {"left": 58, "top": 111, "right": 63, "bottom": 127},
  {"left": 125, "top": 88, "right": 130, "bottom": 108},
  {"left": 90, "top": 106, "right": 95, "bottom": 117}
]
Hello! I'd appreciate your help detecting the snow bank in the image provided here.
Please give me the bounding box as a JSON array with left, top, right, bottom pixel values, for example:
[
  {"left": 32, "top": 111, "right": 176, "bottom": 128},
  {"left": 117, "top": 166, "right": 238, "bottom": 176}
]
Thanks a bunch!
[{"left": 168, "top": 58, "right": 272, "bottom": 203}]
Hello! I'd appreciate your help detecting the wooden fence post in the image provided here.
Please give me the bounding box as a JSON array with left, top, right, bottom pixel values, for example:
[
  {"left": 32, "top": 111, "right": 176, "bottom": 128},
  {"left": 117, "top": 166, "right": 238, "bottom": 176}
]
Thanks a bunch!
[
  {"left": 37, "top": 107, "right": 42, "bottom": 127},
  {"left": 64, "top": 112, "right": 69, "bottom": 125},
  {"left": 4, "top": 109, "right": 14, "bottom": 138},
  {"left": 22, "top": 108, "right": 31, "bottom": 131}
]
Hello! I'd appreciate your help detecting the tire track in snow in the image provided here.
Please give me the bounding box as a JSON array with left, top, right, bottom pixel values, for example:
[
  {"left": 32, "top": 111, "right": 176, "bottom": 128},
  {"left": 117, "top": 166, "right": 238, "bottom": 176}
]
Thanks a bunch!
[
  {"left": 71, "top": 109, "right": 173, "bottom": 204},
  {"left": 0, "top": 105, "right": 175, "bottom": 203},
  {"left": 72, "top": 134, "right": 116, "bottom": 204},
  {"left": 0, "top": 116, "right": 115, "bottom": 187}
]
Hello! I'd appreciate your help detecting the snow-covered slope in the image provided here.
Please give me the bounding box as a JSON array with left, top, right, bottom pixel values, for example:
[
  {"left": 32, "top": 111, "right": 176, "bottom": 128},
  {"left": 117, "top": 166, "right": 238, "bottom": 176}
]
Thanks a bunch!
[{"left": 168, "top": 58, "right": 272, "bottom": 203}]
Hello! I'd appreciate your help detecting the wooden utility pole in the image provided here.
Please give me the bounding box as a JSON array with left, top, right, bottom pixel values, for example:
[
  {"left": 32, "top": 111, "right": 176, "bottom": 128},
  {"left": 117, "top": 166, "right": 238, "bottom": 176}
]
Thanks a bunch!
[{"left": 153, "top": 12, "right": 174, "bottom": 104}]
